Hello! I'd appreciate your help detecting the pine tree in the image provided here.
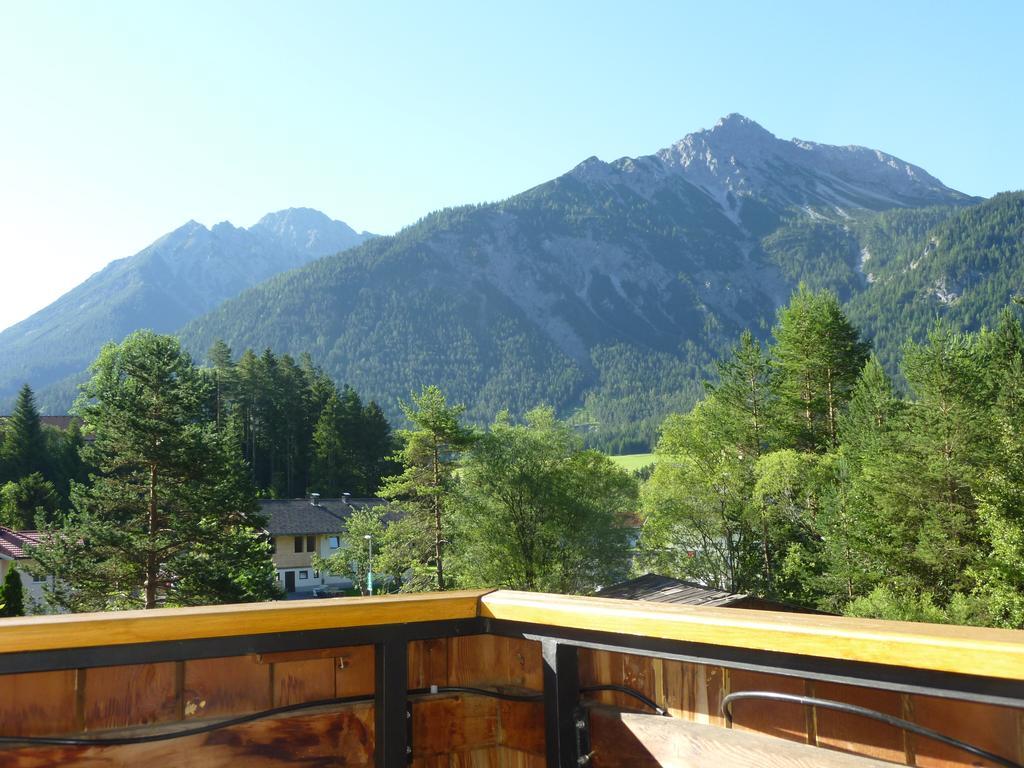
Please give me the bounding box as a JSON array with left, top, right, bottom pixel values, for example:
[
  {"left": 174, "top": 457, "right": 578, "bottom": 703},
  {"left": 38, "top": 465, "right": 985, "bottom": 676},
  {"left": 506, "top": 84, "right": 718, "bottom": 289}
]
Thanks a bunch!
[
  {"left": 379, "top": 386, "right": 475, "bottom": 591},
  {"left": 0, "top": 565, "right": 25, "bottom": 617},
  {"left": 771, "top": 286, "right": 869, "bottom": 452},
  {"left": 0, "top": 384, "right": 46, "bottom": 483},
  {"left": 31, "top": 332, "right": 277, "bottom": 611},
  {"left": 705, "top": 330, "right": 777, "bottom": 460}
]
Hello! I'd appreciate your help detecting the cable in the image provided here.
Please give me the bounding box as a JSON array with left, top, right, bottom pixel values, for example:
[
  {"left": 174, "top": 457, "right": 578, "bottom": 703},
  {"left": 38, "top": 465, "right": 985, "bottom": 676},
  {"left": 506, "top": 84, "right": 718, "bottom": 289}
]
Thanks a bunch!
[
  {"left": 580, "top": 684, "right": 667, "bottom": 716},
  {"left": 722, "top": 691, "right": 1023, "bottom": 768},
  {"left": 0, "top": 695, "right": 376, "bottom": 747},
  {"left": 0, "top": 686, "right": 543, "bottom": 747}
]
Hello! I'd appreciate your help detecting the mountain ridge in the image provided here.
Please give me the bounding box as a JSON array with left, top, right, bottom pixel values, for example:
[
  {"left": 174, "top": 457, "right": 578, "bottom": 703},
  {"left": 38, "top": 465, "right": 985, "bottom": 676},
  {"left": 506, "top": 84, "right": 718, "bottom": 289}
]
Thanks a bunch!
[{"left": 0, "top": 208, "right": 374, "bottom": 407}]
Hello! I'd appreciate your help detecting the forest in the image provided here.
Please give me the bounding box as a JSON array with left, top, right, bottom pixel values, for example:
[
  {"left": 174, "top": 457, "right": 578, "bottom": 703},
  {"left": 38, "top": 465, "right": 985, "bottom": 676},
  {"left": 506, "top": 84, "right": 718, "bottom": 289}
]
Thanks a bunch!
[{"left": 636, "top": 286, "right": 1024, "bottom": 628}]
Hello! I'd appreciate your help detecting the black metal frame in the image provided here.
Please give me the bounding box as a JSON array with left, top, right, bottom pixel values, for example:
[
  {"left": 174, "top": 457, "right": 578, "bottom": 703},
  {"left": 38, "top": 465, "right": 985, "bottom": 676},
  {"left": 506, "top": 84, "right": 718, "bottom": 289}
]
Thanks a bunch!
[{"left": 1, "top": 613, "right": 1023, "bottom": 768}]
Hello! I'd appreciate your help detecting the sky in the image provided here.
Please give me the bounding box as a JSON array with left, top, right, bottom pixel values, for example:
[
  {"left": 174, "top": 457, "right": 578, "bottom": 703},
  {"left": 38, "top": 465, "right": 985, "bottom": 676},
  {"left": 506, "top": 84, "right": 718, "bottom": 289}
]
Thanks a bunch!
[{"left": 0, "top": 1, "right": 1021, "bottom": 332}]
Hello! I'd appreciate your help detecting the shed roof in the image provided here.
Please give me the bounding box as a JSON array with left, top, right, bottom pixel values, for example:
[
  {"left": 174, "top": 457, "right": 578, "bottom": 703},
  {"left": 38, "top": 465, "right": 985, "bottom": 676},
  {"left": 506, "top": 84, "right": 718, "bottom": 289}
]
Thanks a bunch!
[{"left": 595, "top": 573, "right": 747, "bottom": 607}]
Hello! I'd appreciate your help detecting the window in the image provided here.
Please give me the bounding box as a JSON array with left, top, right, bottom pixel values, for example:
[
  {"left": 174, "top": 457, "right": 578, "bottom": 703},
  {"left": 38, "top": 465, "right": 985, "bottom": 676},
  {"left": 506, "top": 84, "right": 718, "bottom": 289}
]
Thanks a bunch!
[
  {"left": 31, "top": 572, "right": 46, "bottom": 583},
  {"left": 313, "top": 570, "right": 320, "bottom": 579},
  {"left": 275, "top": 572, "right": 281, "bottom": 581},
  {"left": 328, "top": 536, "right": 340, "bottom": 549},
  {"left": 269, "top": 538, "right": 276, "bottom": 555},
  {"left": 294, "top": 536, "right": 303, "bottom": 553},
  {"left": 306, "top": 535, "right": 316, "bottom": 552},
  {"left": 299, "top": 570, "right": 309, "bottom": 580}
]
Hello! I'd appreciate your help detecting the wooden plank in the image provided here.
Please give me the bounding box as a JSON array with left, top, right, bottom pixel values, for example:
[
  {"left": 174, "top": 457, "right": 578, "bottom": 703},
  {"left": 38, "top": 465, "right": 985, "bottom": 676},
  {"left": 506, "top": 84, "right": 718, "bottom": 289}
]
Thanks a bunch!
[
  {"left": 335, "top": 644, "right": 375, "bottom": 698},
  {"left": 0, "top": 703, "right": 374, "bottom": 768},
  {"left": 813, "top": 681, "right": 907, "bottom": 764},
  {"left": 0, "top": 669, "right": 78, "bottom": 737},
  {"left": 448, "top": 636, "right": 541, "bottom": 690},
  {"left": 83, "top": 663, "right": 178, "bottom": 731},
  {"left": 497, "top": 700, "right": 544, "bottom": 754},
  {"left": 479, "top": 591, "right": 1024, "bottom": 681},
  {"left": 408, "top": 638, "right": 449, "bottom": 689},
  {"left": 728, "top": 669, "right": 808, "bottom": 743},
  {"left": 412, "top": 694, "right": 498, "bottom": 756},
  {"left": 273, "top": 657, "right": 335, "bottom": 706},
  {"left": 911, "top": 694, "right": 1022, "bottom": 767},
  {"left": 578, "top": 649, "right": 659, "bottom": 713},
  {"left": 183, "top": 655, "right": 270, "bottom": 719},
  {"left": 586, "top": 708, "right": 899, "bottom": 768},
  {"left": 0, "top": 590, "right": 490, "bottom": 654},
  {"left": 496, "top": 747, "right": 546, "bottom": 768}
]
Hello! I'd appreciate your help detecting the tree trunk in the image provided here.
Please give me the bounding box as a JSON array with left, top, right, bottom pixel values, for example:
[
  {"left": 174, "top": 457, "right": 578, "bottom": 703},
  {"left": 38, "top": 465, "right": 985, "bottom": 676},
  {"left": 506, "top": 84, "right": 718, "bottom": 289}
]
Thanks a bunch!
[
  {"left": 433, "top": 440, "right": 445, "bottom": 591},
  {"left": 145, "top": 463, "right": 159, "bottom": 609}
]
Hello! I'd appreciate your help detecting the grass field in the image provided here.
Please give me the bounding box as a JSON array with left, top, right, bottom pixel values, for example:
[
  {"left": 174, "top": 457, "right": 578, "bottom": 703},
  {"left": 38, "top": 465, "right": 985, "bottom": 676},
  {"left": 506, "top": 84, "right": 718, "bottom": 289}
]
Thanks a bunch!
[{"left": 608, "top": 453, "right": 657, "bottom": 472}]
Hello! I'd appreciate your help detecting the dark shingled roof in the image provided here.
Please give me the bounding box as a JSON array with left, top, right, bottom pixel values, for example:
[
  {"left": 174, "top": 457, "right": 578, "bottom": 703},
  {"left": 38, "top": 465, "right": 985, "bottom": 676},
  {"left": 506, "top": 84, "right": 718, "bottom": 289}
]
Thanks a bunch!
[
  {"left": 259, "top": 497, "right": 387, "bottom": 536},
  {"left": 595, "top": 573, "right": 746, "bottom": 607},
  {"left": 594, "top": 573, "right": 827, "bottom": 614}
]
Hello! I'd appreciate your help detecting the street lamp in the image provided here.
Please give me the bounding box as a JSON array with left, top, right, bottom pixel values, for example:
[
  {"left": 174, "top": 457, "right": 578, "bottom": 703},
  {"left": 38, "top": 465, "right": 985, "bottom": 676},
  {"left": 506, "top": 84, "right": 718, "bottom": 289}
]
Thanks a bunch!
[{"left": 364, "top": 534, "right": 373, "bottom": 595}]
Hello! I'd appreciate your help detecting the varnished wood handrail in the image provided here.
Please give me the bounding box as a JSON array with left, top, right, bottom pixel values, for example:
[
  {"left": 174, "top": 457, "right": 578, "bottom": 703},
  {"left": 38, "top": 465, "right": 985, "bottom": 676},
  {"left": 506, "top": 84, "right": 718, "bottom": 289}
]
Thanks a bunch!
[
  {"left": 3, "top": 588, "right": 1024, "bottom": 682},
  {"left": 0, "top": 590, "right": 490, "bottom": 654},
  {"left": 480, "top": 591, "right": 1024, "bottom": 681}
]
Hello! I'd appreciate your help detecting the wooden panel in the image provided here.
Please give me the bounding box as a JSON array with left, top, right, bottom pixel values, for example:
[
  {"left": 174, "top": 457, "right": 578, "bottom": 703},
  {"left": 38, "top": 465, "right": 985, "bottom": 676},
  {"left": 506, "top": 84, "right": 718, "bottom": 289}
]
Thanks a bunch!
[
  {"left": 448, "top": 636, "right": 541, "bottom": 690},
  {"left": 0, "top": 704, "right": 374, "bottom": 768},
  {"left": 409, "top": 638, "right": 449, "bottom": 688},
  {"left": 497, "top": 700, "right": 544, "bottom": 754},
  {"left": 0, "top": 669, "right": 77, "bottom": 737},
  {"left": 0, "top": 589, "right": 490, "bottom": 655},
  {"left": 578, "top": 649, "right": 658, "bottom": 713},
  {"left": 586, "top": 707, "right": 896, "bottom": 768},
  {"left": 727, "top": 669, "right": 808, "bottom": 743},
  {"left": 273, "top": 657, "right": 335, "bottom": 706},
  {"left": 661, "top": 660, "right": 726, "bottom": 726},
  {"left": 813, "top": 681, "right": 907, "bottom": 764},
  {"left": 335, "top": 644, "right": 376, "bottom": 698},
  {"left": 412, "top": 694, "right": 499, "bottom": 755},
  {"left": 450, "top": 749, "right": 501, "bottom": 767},
  {"left": 83, "top": 663, "right": 178, "bottom": 731},
  {"left": 911, "top": 694, "right": 1022, "bottom": 768},
  {"left": 480, "top": 591, "right": 1024, "bottom": 681},
  {"left": 496, "top": 747, "right": 546, "bottom": 768},
  {"left": 183, "top": 655, "right": 270, "bottom": 719}
]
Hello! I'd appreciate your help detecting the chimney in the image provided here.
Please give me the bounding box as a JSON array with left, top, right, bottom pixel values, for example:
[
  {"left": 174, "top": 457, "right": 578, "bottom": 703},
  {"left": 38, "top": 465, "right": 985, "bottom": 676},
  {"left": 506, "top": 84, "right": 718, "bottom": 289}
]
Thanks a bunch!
[{"left": 310, "top": 493, "right": 321, "bottom": 507}]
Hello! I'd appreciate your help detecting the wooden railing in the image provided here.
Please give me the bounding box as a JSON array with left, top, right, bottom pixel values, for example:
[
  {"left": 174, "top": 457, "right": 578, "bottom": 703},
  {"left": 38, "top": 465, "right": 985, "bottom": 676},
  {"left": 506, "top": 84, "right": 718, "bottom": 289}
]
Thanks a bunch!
[{"left": 0, "top": 590, "right": 1020, "bottom": 767}]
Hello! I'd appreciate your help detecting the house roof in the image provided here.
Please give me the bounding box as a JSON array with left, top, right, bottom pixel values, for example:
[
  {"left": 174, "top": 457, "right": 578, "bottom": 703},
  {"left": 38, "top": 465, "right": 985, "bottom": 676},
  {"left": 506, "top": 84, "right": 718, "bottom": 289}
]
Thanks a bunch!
[
  {"left": 595, "top": 573, "right": 748, "bottom": 607},
  {"left": 259, "top": 497, "right": 387, "bottom": 536},
  {"left": 0, "top": 527, "right": 41, "bottom": 560},
  {"left": 595, "top": 573, "right": 829, "bottom": 614}
]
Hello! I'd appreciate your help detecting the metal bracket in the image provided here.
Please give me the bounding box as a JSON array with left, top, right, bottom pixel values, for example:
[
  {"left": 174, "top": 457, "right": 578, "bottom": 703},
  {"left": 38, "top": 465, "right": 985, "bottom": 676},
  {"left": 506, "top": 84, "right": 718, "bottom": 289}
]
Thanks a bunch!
[{"left": 573, "top": 706, "right": 591, "bottom": 766}]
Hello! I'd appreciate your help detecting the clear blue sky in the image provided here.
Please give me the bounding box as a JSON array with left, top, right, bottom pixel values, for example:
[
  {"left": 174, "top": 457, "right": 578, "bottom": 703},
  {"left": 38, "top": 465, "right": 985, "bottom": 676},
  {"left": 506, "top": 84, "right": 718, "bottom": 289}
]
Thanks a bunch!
[{"left": 1, "top": 1, "right": 1021, "bottom": 331}]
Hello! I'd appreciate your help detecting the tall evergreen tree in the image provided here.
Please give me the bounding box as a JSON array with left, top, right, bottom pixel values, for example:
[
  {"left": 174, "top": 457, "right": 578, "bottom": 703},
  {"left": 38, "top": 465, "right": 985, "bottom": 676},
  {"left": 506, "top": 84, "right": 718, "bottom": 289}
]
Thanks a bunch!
[
  {"left": 31, "top": 332, "right": 276, "bottom": 611},
  {"left": 1, "top": 384, "right": 46, "bottom": 483},
  {"left": 379, "top": 386, "right": 475, "bottom": 591},
  {"left": 771, "top": 286, "right": 869, "bottom": 451}
]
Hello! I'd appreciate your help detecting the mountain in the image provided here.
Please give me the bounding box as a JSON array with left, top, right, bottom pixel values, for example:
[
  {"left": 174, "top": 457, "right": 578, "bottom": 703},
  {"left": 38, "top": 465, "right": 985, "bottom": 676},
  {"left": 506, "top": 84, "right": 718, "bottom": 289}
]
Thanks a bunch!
[
  {"left": 179, "top": 115, "right": 988, "bottom": 450},
  {"left": 0, "top": 208, "right": 373, "bottom": 409}
]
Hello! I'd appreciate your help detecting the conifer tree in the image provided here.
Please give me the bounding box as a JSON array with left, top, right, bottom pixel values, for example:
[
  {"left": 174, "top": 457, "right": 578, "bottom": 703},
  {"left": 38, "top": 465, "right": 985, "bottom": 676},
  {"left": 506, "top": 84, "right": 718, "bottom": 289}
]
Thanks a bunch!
[
  {"left": 0, "top": 565, "right": 25, "bottom": 617},
  {"left": 31, "top": 332, "right": 276, "bottom": 611},
  {"left": 0, "top": 384, "right": 46, "bottom": 482},
  {"left": 771, "top": 286, "right": 869, "bottom": 451},
  {"left": 379, "top": 386, "right": 475, "bottom": 591}
]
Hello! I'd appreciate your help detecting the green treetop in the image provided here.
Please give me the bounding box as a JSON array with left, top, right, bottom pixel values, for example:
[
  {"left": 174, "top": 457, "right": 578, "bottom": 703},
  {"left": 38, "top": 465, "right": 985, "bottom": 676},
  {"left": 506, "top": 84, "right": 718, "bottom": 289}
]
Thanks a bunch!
[{"left": 31, "top": 331, "right": 277, "bottom": 611}]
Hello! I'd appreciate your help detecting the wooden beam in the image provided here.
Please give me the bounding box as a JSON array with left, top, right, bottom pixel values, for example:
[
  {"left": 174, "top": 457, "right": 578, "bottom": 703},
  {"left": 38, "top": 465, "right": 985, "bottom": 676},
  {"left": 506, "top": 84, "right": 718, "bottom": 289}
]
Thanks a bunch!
[
  {"left": 480, "top": 591, "right": 1024, "bottom": 681},
  {"left": 0, "top": 590, "right": 490, "bottom": 654}
]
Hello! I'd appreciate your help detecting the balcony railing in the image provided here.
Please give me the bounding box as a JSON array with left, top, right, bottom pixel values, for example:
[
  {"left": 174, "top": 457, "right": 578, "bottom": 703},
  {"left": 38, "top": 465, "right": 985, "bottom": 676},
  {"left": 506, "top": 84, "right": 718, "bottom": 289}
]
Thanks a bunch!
[{"left": 0, "top": 589, "right": 1021, "bottom": 767}]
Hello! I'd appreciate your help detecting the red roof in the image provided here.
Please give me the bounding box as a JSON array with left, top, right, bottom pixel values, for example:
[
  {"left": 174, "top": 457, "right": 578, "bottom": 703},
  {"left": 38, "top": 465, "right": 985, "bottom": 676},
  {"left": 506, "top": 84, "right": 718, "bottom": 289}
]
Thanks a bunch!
[{"left": 0, "top": 527, "right": 40, "bottom": 559}]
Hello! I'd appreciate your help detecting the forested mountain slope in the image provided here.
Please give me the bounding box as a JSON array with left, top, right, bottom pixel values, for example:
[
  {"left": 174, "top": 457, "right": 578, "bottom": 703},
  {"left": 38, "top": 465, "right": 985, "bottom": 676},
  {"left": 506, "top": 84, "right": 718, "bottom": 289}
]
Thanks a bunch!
[
  {"left": 0, "top": 208, "right": 373, "bottom": 410},
  {"left": 181, "top": 115, "right": 985, "bottom": 450}
]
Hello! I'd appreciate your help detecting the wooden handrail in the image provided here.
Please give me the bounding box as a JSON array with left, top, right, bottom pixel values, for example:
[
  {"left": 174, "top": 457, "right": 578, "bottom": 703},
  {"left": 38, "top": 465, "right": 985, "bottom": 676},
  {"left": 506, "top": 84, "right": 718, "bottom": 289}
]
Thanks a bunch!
[
  {"left": 2, "top": 589, "right": 1023, "bottom": 683},
  {"left": 480, "top": 591, "right": 1024, "bottom": 681},
  {"left": 0, "top": 590, "right": 489, "bottom": 654}
]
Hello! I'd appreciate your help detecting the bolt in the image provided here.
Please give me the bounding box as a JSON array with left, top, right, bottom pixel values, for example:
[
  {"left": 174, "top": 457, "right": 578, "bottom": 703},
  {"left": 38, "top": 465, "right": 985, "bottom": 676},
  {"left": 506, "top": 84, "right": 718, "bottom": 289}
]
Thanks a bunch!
[
  {"left": 577, "top": 755, "right": 591, "bottom": 766},
  {"left": 575, "top": 719, "right": 586, "bottom": 730}
]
